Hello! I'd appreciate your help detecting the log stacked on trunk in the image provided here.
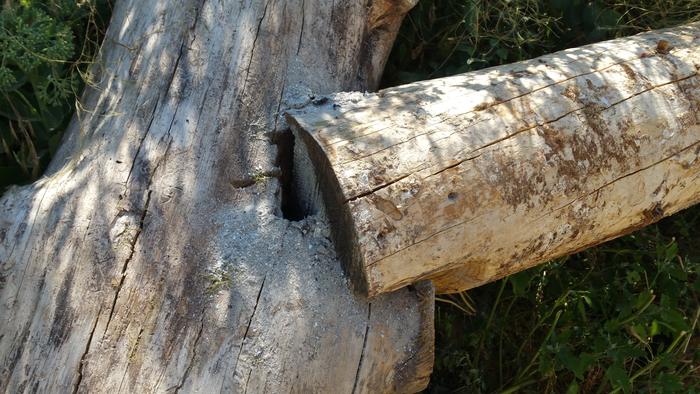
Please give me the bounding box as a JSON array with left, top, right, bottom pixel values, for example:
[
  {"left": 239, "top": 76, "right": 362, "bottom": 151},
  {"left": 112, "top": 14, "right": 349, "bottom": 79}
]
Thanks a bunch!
[{"left": 288, "top": 23, "right": 700, "bottom": 297}]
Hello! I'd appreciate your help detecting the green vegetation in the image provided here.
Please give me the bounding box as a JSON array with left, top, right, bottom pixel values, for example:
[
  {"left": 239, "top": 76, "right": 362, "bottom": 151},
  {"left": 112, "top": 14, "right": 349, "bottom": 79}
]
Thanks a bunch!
[
  {"left": 383, "top": 1, "right": 700, "bottom": 392},
  {"left": 384, "top": 0, "right": 700, "bottom": 87},
  {"left": 0, "top": 0, "right": 109, "bottom": 191}
]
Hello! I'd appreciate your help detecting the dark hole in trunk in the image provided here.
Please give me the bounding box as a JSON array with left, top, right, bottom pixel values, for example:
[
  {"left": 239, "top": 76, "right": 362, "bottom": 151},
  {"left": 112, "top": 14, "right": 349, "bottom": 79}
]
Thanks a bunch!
[{"left": 274, "top": 130, "right": 309, "bottom": 221}]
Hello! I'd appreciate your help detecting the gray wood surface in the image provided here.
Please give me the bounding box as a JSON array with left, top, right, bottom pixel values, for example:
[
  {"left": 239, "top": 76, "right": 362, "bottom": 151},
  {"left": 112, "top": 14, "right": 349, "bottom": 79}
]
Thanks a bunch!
[{"left": 0, "top": 0, "right": 434, "bottom": 392}]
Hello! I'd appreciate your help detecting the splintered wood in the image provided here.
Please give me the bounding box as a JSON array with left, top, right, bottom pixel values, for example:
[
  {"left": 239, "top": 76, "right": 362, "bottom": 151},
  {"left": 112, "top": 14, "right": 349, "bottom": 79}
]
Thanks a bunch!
[{"left": 288, "top": 23, "right": 700, "bottom": 297}]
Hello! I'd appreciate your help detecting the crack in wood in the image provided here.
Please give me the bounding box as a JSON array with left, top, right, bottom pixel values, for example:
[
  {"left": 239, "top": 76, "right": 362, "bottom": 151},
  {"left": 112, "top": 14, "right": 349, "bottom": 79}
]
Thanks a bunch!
[
  {"left": 117, "top": 326, "right": 145, "bottom": 393},
  {"left": 223, "top": 275, "right": 266, "bottom": 392},
  {"left": 296, "top": 0, "right": 305, "bottom": 56},
  {"left": 364, "top": 132, "right": 700, "bottom": 272},
  {"left": 125, "top": 102, "right": 160, "bottom": 185},
  {"left": 528, "top": 139, "right": 700, "bottom": 224},
  {"left": 170, "top": 308, "right": 206, "bottom": 394},
  {"left": 365, "top": 211, "right": 488, "bottom": 271},
  {"left": 345, "top": 172, "right": 413, "bottom": 202},
  {"left": 351, "top": 304, "right": 371, "bottom": 394},
  {"left": 243, "top": 369, "right": 253, "bottom": 394},
  {"left": 427, "top": 154, "right": 482, "bottom": 178},
  {"left": 241, "top": 0, "right": 271, "bottom": 98},
  {"left": 189, "top": 0, "right": 207, "bottom": 46},
  {"left": 72, "top": 306, "right": 102, "bottom": 394},
  {"left": 462, "top": 71, "right": 699, "bottom": 159},
  {"left": 323, "top": 46, "right": 679, "bottom": 150},
  {"left": 351, "top": 71, "right": 699, "bottom": 203},
  {"left": 12, "top": 186, "right": 49, "bottom": 304},
  {"left": 102, "top": 190, "right": 152, "bottom": 338},
  {"left": 110, "top": 93, "right": 175, "bottom": 346},
  {"left": 163, "top": 41, "right": 188, "bottom": 99}
]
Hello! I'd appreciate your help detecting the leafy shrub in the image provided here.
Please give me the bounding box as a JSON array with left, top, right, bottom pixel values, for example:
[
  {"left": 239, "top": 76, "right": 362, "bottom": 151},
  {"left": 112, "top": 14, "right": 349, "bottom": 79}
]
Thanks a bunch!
[
  {"left": 383, "top": 0, "right": 700, "bottom": 87},
  {"left": 383, "top": 1, "right": 700, "bottom": 392},
  {"left": 0, "top": 0, "right": 110, "bottom": 190}
]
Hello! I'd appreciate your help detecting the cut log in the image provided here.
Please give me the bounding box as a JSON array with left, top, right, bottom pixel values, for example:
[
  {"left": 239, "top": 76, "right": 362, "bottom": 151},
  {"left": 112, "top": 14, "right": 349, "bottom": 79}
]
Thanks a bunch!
[
  {"left": 0, "top": 0, "right": 434, "bottom": 392},
  {"left": 287, "top": 23, "right": 700, "bottom": 297}
]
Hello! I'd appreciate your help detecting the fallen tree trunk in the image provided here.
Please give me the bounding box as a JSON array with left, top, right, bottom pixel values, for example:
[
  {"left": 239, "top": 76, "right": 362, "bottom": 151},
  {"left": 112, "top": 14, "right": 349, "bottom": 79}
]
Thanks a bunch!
[
  {"left": 288, "top": 23, "right": 700, "bottom": 297},
  {"left": 0, "top": 0, "right": 435, "bottom": 392}
]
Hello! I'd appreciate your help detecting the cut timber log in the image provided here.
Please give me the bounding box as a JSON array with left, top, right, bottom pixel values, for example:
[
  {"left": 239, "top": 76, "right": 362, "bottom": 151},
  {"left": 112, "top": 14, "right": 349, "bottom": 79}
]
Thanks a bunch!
[{"left": 288, "top": 23, "right": 700, "bottom": 297}]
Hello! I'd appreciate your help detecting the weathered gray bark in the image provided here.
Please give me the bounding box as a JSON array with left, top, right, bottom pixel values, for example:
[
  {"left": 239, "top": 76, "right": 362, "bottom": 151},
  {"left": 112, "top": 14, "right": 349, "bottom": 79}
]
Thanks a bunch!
[
  {"left": 0, "top": 0, "right": 434, "bottom": 392},
  {"left": 288, "top": 23, "right": 700, "bottom": 296}
]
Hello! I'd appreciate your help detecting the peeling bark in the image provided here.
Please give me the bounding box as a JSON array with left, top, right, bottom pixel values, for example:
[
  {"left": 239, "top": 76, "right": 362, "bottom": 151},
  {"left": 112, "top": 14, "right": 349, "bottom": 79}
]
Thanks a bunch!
[
  {"left": 0, "top": 0, "right": 433, "bottom": 392},
  {"left": 288, "top": 23, "right": 700, "bottom": 296}
]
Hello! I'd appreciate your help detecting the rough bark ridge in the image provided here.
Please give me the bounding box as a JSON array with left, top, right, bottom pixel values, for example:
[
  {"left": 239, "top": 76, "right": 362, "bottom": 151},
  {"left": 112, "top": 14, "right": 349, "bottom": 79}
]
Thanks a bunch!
[
  {"left": 0, "top": 0, "right": 433, "bottom": 392},
  {"left": 288, "top": 23, "right": 700, "bottom": 296}
]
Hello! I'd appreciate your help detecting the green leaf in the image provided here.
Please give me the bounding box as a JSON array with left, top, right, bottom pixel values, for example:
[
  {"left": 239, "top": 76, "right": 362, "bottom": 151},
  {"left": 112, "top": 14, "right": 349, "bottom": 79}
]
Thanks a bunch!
[
  {"left": 655, "top": 372, "right": 684, "bottom": 393},
  {"left": 626, "top": 270, "right": 641, "bottom": 284},
  {"left": 557, "top": 348, "right": 594, "bottom": 380},
  {"left": 565, "top": 381, "right": 580, "bottom": 394},
  {"left": 666, "top": 265, "right": 687, "bottom": 281},
  {"left": 605, "top": 364, "right": 631, "bottom": 393},
  {"left": 631, "top": 324, "right": 648, "bottom": 341},
  {"left": 664, "top": 241, "right": 679, "bottom": 261},
  {"left": 509, "top": 270, "right": 534, "bottom": 296},
  {"left": 635, "top": 290, "right": 654, "bottom": 310},
  {"left": 660, "top": 309, "right": 689, "bottom": 333},
  {"left": 649, "top": 320, "right": 660, "bottom": 337}
]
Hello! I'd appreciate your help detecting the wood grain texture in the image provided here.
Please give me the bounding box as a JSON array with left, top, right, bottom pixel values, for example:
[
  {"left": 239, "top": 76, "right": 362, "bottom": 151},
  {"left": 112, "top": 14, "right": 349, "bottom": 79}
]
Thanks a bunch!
[
  {"left": 0, "top": 0, "right": 434, "bottom": 392},
  {"left": 288, "top": 23, "right": 700, "bottom": 297}
]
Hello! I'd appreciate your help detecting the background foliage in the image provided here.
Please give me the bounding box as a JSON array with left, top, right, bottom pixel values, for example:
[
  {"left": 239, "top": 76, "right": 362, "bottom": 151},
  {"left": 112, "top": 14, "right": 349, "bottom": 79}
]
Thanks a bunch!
[
  {"left": 383, "top": 0, "right": 700, "bottom": 87},
  {"left": 0, "top": 0, "right": 109, "bottom": 191},
  {"left": 383, "top": 1, "right": 700, "bottom": 392}
]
